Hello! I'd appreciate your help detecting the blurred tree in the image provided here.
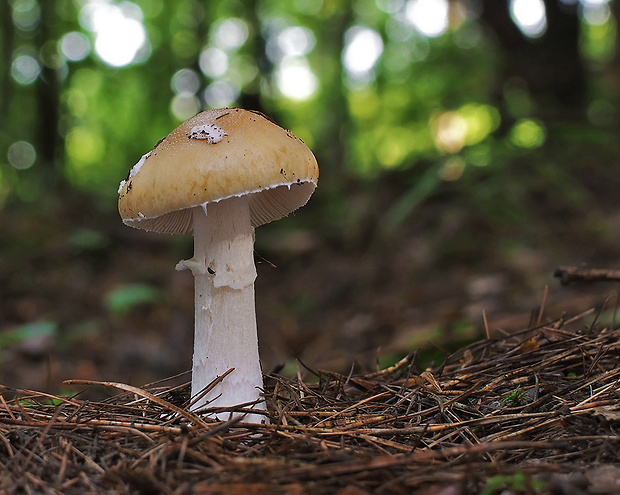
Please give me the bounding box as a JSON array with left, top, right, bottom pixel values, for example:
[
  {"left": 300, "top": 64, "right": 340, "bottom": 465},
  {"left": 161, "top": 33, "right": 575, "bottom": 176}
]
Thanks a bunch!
[
  {"left": 35, "top": 1, "right": 63, "bottom": 185},
  {"left": 481, "top": 0, "right": 586, "bottom": 122}
]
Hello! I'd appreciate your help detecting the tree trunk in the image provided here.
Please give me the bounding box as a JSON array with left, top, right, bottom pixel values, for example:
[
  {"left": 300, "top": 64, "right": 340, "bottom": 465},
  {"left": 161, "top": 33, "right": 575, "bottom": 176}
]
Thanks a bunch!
[{"left": 480, "top": 0, "right": 586, "bottom": 122}]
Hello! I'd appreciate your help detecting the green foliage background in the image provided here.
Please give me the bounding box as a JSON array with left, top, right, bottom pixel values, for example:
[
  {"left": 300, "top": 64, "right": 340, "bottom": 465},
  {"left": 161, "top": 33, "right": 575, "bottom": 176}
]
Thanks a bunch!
[{"left": 1, "top": 0, "right": 620, "bottom": 244}]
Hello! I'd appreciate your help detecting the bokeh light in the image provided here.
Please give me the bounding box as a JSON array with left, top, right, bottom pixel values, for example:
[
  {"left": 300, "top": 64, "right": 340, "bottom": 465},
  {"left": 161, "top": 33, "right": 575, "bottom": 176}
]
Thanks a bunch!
[
  {"left": 171, "top": 68, "right": 200, "bottom": 96},
  {"left": 204, "top": 81, "right": 241, "bottom": 108},
  {"left": 509, "top": 119, "right": 546, "bottom": 148},
  {"left": 267, "top": 26, "right": 315, "bottom": 62},
  {"left": 11, "top": 0, "right": 41, "bottom": 32},
  {"left": 275, "top": 58, "right": 318, "bottom": 100},
  {"left": 433, "top": 112, "right": 468, "bottom": 153},
  {"left": 80, "top": 0, "right": 149, "bottom": 68},
  {"left": 510, "top": 0, "right": 547, "bottom": 38},
  {"left": 8, "top": 141, "right": 37, "bottom": 170},
  {"left": 264, "top": 22, "right": 318, "bottom": 101},
  {"left": 170, "top": 95, "right": 201, "bottom": 121},
  {"left": 432, "top": 104, "right": 500, "bottom": 154},
  {"left": 342, "top": 26, "right": 384, "bottom": 83},
  {"left": 60, "top": 32, "right": 91, "bottom": 62},
  {"left": 11, "top": 54, "right": 41, "bottom": 85},
  {"left": 582, "top": 1, "right": 610, "bottom": 26},
  {"left": 404, "top": 0, "right": 449, "bottom": 38},
  {"left": 170, "top": 68, "right": 201, "bottom": 120},
  {"left": 199, "top": 47, "right": 229, "bottom": 78},
  {"left": 212, "top": 18, "right": 249, "bottom": 50}
]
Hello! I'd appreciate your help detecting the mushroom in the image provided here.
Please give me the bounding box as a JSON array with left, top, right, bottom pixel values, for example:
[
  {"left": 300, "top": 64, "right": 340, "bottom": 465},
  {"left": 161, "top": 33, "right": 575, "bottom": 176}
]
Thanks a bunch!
[{"left": 118, "top": 108, "right": 318, "bottom": 423}]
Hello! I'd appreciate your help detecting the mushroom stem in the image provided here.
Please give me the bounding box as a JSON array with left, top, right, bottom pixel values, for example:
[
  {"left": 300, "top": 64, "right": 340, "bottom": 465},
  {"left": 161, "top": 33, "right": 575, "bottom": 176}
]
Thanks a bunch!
[{"left": 176, "top": 196, "right": 267, "bottom": 423}]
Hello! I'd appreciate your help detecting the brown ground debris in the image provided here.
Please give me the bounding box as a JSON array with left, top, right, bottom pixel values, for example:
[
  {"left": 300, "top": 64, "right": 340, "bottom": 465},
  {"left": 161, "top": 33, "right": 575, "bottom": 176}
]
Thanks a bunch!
[{"left": 1, "top": 301, "right": 620, "bottom": 494}]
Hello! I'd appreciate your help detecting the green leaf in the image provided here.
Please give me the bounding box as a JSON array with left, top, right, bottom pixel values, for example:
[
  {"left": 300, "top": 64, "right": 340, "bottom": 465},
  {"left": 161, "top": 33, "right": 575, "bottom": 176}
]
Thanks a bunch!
[
  {"left": 68, "top": 228, "right": 109, "bottom": 251},
  {"left": 0, "top": 321, "right": 57, "bottom": 348},
  {"left": 104, "top": 284, "right": 162, "bottom": 317}
]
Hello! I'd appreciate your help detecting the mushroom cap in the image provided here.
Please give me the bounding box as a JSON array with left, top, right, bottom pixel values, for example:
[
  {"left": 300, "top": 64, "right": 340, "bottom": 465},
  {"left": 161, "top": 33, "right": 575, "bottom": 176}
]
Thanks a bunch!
[{"left": 118, "top": 108, "right": 319, "bottom": 234}]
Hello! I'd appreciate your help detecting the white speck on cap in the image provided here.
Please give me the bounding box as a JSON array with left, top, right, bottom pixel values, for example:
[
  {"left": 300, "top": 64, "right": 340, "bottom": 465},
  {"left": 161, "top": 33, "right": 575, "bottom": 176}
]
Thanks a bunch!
[
  {"left": 118, "top": 151, "right": 151, "bottom": 194},
  {"left": 130, "top": 152, "right": 151, "bottom": 178},
  {"left": 189, "top": 124, "right": 228, "bottom": 144}
]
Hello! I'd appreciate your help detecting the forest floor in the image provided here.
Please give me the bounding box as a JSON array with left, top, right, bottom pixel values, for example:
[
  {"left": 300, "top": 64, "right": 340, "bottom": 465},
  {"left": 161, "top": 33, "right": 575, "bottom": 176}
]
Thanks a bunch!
[{"left": 2, "top": 183, "right": 620, "bottom": 493}]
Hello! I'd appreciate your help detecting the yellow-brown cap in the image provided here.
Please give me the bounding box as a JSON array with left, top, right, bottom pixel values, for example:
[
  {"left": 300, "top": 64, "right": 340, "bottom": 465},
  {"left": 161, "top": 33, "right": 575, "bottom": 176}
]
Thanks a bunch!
[{"left": 118, "top": 108, "right": 319, "bottom": 234}]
